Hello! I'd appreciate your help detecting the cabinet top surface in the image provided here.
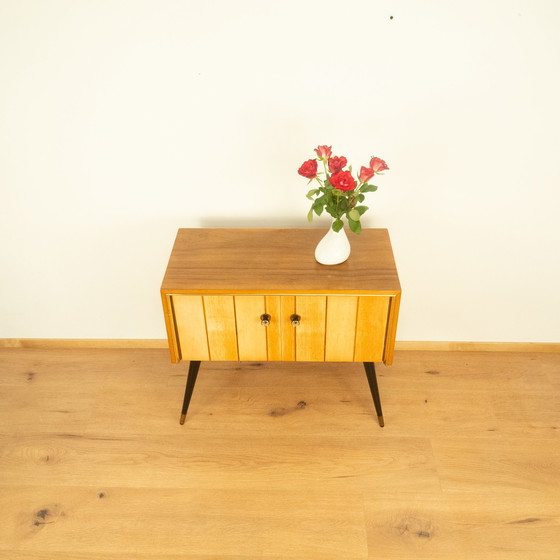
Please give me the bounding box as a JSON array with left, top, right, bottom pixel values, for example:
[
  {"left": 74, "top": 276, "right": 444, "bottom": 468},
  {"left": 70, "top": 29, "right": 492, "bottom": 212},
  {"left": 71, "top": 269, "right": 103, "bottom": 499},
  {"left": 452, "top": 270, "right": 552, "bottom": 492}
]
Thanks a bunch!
[{"left": 161, "top": 228, "right": 401, "bottom": 294}]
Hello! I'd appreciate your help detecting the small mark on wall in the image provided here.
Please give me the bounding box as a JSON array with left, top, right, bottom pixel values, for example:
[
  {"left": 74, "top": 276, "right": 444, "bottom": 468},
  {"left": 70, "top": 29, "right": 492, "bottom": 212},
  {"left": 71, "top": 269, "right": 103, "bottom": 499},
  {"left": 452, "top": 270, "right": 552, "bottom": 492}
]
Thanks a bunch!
[{"left": 425, "top": 370, "right": 440, "bottom": 375}]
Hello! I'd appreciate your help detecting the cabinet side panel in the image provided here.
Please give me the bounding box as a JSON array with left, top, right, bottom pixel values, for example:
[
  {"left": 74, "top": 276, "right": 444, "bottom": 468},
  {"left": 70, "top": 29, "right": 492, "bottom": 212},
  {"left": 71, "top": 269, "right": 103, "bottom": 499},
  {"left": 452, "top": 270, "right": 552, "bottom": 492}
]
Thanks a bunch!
[
  {"left": 235, "top": 296, "right": 268, "bottom": 361},
  {"left": 383, "top": 292, "right": 401, "bottom": 365},
  {"left": 295, "top": 296, "right": 326, "bottom": 362},
  {"left": 354, "top": 296, "right": 390, "bottom": 362},
  {"left": 161, "top": 293, "right": 181, "bottom": 363},
  {"left": 203, "top": 295, "right": 239, "bottom": 361},
  {"left": 265, "top": 296, "right": 282, "bottom": 361},
  {"left": 325, "top": 296, "right": 358, "bottom": 362},
  {"left": 172, "top": 295, "right": 210, "bottom": 361}
]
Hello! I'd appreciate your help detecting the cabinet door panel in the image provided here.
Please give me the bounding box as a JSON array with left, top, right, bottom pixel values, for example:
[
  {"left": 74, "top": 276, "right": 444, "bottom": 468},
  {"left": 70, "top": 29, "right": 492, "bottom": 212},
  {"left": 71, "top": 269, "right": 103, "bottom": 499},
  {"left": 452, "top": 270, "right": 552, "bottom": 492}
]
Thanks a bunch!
[
  {"left": 203, "top": 295, "right": 238, "bottom": 360},
  {"left": 265, "top": 295, "right": 282, "bottom": 361},
  {"left": 280, "top": 296, "right": 296, "bottom": 361},
  {"left": 172, "top": 295, "right": 210, "bottom": 361},
  {"left": 235, "top": 296, "right": 267, "bottom": 361},
  {"left": 325, "top": 296, "right": 358, "bottom": 361},
  {"left": 354, "top": 296, "right": 390, "bottom": 362},
  {"left": 295, "top": 296, "right": 326, "bottom": 361}
]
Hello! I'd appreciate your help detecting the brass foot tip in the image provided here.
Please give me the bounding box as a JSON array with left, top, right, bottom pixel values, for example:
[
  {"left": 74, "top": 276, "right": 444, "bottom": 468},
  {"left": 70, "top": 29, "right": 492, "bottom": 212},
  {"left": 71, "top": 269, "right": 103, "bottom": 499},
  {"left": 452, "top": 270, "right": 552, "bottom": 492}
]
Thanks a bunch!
[
  {"left": 180, "top": 414, "right": 186, "bottom": 425},
  {"left": 378, "top": 415, "right": 385, "bottom": 428}
]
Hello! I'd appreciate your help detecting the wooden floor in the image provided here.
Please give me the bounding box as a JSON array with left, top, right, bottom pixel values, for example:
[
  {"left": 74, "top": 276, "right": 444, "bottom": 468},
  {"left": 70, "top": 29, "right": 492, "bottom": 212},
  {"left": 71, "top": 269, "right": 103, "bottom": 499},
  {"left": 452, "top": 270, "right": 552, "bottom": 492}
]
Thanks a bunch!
[{"left": 0, "top": 348, "right": 559, "bottom": 559}]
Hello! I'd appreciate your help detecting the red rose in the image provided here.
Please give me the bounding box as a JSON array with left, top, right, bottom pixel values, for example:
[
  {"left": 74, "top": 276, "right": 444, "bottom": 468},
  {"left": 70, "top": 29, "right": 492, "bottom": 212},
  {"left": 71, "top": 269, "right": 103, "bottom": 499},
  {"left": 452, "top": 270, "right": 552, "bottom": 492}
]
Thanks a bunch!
[
  {"left": 328, "top": 156, "right": 347, "bottom": 173},
  {"left": 359, "top": 166, "right": 375, "bottom": 183},
  {"left": 330, "top": 170, "right": 356, "bottom": 192},
  {"left": 314, "top": 145, "right": 332, "bottom": 159},
  {"left": 369, "top": 157, "right": 389, "bottom": 173},
  {"left": 298, "top": 159, "right": 318, "bottom": 179}
]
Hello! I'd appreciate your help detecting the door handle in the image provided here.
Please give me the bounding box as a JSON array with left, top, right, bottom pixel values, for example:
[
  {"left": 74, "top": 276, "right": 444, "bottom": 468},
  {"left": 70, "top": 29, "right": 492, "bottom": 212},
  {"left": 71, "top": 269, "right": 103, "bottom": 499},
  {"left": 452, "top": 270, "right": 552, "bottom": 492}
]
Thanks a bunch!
[
  {"left": 260, "top": 313, "right": 271, "bottom": 326},
  {"left": 290, "top": 314, "right": 301, "bottom": 327}
]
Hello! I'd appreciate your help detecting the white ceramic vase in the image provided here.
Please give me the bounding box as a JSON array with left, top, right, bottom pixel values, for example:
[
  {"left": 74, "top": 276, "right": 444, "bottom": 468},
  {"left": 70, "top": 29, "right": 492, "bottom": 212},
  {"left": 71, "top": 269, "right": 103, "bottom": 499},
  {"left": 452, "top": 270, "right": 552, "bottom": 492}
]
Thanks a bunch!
[{"left": 314, "top": 223, "right": 351, "bottom": 265}]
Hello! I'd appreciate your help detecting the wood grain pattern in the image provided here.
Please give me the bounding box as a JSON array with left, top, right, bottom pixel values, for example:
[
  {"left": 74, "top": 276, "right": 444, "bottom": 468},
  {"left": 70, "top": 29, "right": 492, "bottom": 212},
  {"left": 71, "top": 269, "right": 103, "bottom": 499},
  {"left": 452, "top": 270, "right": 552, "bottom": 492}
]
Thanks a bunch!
[
  {"left": 3, "top": 339, "right": 560, "bottom": 353},
  {"left": 295, "top": 296, "right": 327, "bottom": 361},
  {"left": 383, "top": 292, "right": 401, "bottom": 365},
  {"left": 161, "top": 228, "right": 401, "bottom": 295},
  {"left": 1, "top": 348, "right": 560, "bottom": 559},
  {"left": 325, "top": 296, "right": 358, "bottom": 362},
  {"left": 280, "top": 295, "right": 296, "bottom": 361},
  {"left": 160, "top": 228, "right": 401, "bottom": 365},
  {"left": 1, "top": 348, "right": 559, "bottom": 559},
  {"left": 234, "top": 296, "right": 267, "bottom": 361},
  {"left": 202, "top": 295, "right": 238, "bottom": 360},
  {"left": 171, "top": 295, "right": 209, "bottom": 361},
  {"left": 161, "top": 293, "right": 180, "bottom": 363},
  {"left": 265, "top": 295, "right": 282, "bottom": 361},
  {"left": 354, "top": 296, "right": 391, "bottom": 362}
]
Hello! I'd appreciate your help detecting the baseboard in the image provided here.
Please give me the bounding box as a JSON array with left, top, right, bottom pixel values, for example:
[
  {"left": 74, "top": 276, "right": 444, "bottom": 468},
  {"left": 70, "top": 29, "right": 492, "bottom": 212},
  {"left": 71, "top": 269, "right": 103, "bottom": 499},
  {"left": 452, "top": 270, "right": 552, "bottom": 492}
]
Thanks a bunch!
[
  {"left": 1, "top": 338, "right": 559, "bottom": 353},
  {"left": 395, "top": 341, "right": 560, "bottom": 353},
  {"left": 0, "top": 338, "right": 169, "bottom": 349}
]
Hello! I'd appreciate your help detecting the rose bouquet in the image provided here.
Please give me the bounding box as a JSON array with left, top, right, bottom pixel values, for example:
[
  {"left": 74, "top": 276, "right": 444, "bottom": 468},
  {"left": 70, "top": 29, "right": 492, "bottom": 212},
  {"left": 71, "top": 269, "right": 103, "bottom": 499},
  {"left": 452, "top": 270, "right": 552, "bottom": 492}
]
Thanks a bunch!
[{"left": 298, "top": 145, "right": 389, "bottom": 234}]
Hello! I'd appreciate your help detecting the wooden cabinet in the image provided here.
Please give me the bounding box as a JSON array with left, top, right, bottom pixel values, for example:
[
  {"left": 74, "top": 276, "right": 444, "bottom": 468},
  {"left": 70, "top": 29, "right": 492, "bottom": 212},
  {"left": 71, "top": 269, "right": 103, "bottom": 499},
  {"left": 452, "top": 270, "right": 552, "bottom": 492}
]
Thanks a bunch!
[{"left": 161, "top": 228, "right": 401, "bottom": 426}]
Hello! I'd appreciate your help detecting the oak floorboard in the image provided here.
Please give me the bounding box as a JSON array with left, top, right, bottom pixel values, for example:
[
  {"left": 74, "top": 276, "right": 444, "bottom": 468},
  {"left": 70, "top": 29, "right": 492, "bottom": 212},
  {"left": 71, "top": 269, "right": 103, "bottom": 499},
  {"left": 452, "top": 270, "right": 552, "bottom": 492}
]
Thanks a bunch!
[
  {"left": 364, "top": 490, "right": 560, "bottom": 560},
  {"left": 0, "top": 486, "right": 367, "bottom": 559},
  {"left": 1, "top": 348, "right": 559, "bottom": 559}
]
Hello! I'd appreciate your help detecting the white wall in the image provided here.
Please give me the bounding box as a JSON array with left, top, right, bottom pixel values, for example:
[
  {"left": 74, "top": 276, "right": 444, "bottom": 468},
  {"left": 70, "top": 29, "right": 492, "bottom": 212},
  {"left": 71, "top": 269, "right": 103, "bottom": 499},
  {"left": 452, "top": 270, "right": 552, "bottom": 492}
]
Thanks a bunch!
[{"left": 1, "top": 0, "right": 559, "bottom": 342}]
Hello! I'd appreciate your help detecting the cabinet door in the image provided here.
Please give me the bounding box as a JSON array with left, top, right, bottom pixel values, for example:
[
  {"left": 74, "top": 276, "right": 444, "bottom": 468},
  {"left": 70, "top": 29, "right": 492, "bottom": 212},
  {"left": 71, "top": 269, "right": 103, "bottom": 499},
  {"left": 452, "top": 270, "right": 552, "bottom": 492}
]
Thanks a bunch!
[
  {"left": 172, "top": 293, "right": 390, "bottom": 363},
  {"left": 203, "top": 295, "right": 238, "bottom": 360},
  {"left": 294, "top": 296, "right": 326, "bottom": 361},
  {"left": 325, "top": 296, "right": 358, "bottom": 361},
  {"left": 324, "top": 296, "right": 390, "bottom": 362},
  {"left": 172, "top": 295, "right": 210, "bottom": 361},
  {"left": 354, "top": 296, "right": 390, "bottom": 362},
  {"left": 234, "top": 296, "right": 268, "bottom": 361}
]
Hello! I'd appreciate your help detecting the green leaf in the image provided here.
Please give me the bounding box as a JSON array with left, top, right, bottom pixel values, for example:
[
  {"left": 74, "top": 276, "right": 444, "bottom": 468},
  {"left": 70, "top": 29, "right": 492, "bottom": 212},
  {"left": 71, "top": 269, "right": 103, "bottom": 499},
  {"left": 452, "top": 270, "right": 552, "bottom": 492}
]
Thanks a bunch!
[
  {"left": 360, "top": 184, "right": 378, "bottom": 193},
  {"left": 306, "top": 188, "right": 319, "bottom": 200},
  {"left": 355, "top": 205, "right": 369, "bottom": 216},
  {"left": 307, "top": 206, "right": 314, "bottom": 222},
  {"left": 332, "top": 219, "right": 344, "bottom": 232},
  {"left": 348, "top": 217, "right": 362, "bottom": 234},
  {"left": 357, "top": 194, "right": 365, "bottom": 203},
  {"left": 348, "top": 209, "right": 360, "bottom": 221},
  {"left": 312, "top": 200, "right": 324, "bottom": 216}
]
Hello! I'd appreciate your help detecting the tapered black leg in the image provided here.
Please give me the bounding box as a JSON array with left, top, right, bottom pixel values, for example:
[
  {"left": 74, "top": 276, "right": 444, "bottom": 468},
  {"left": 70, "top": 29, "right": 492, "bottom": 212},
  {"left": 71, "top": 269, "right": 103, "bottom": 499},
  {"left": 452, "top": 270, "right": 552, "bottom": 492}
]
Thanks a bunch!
[
  {"left": 180, "top": 360, "right": 201, "bottom": 425},
  {"left": 363, "top": 362, "right": 384, "bottom": 427}
]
